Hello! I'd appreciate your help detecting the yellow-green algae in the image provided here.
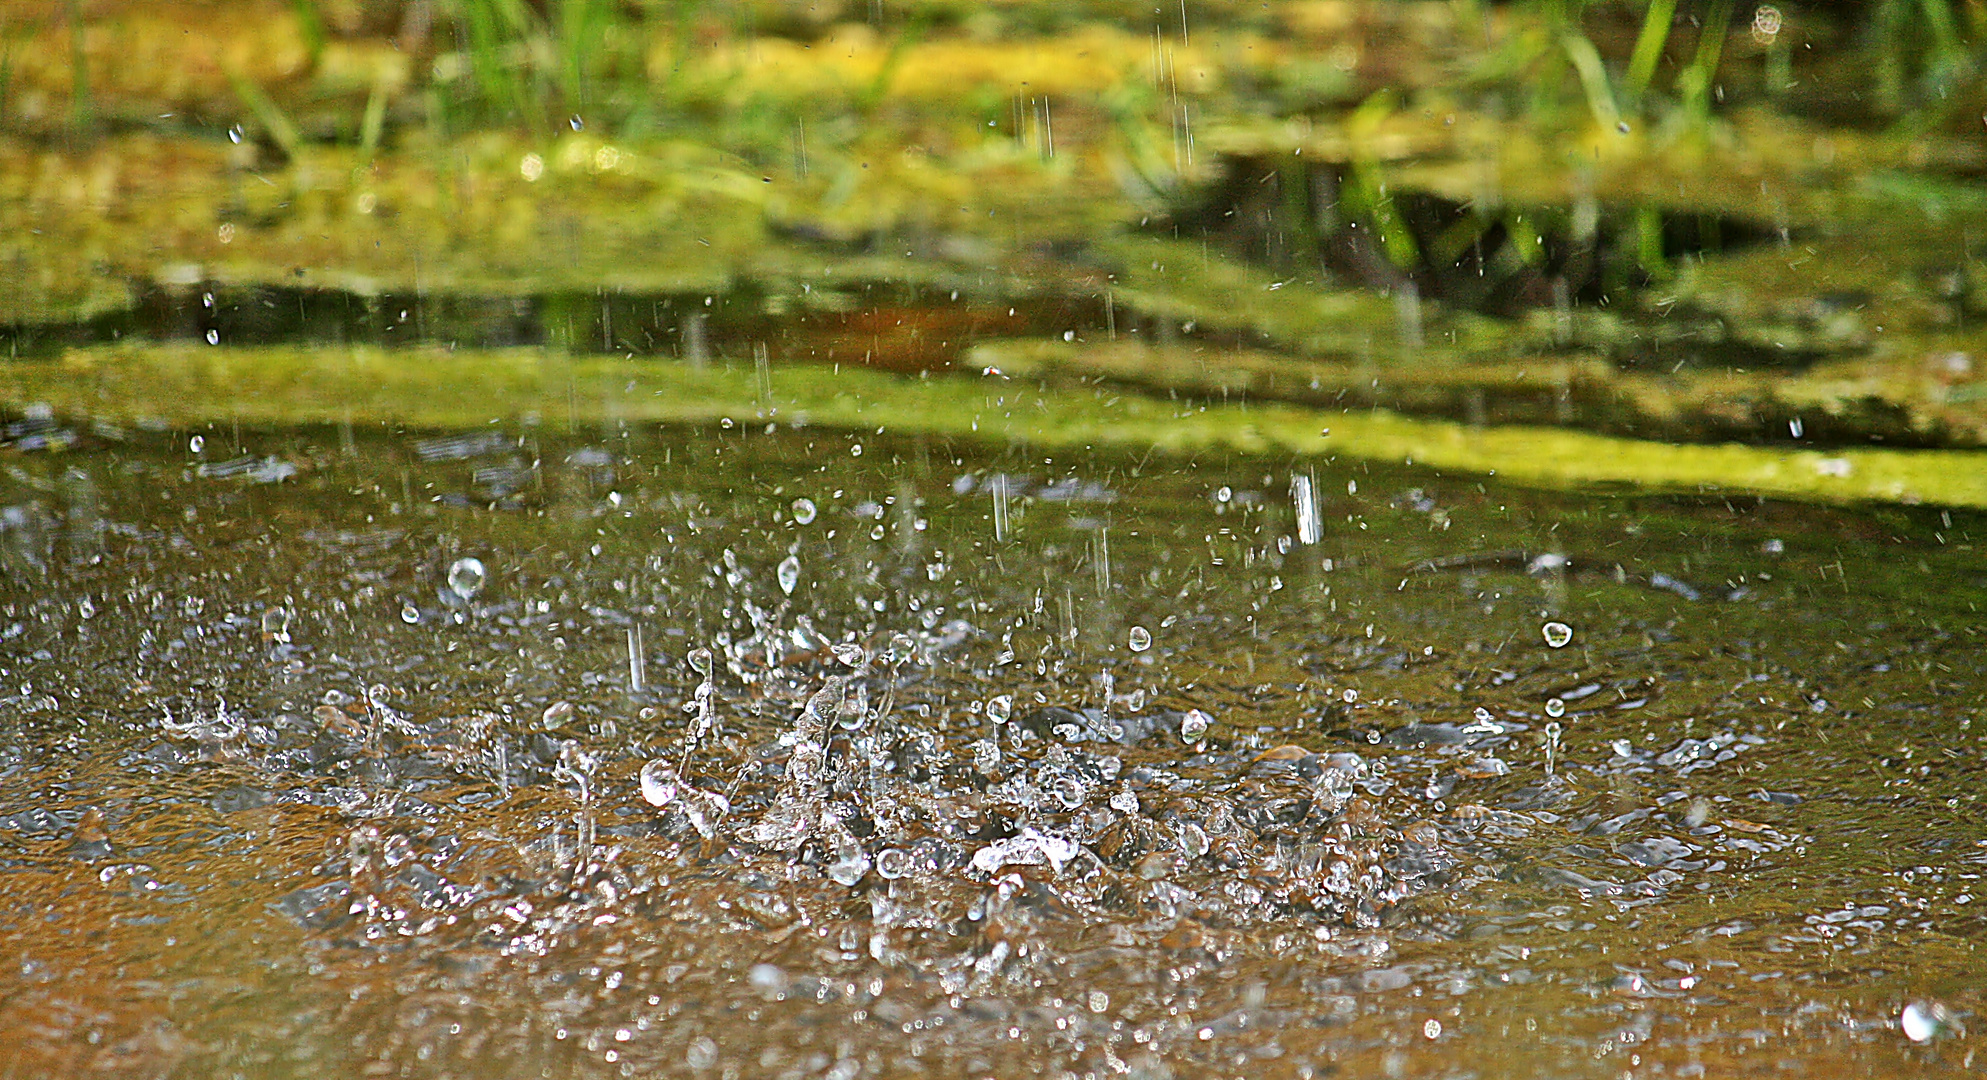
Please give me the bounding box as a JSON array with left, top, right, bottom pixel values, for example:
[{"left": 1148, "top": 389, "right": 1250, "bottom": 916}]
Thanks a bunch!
[{"left": 9, "top": 343, "right": 1987, "bottom": 509}]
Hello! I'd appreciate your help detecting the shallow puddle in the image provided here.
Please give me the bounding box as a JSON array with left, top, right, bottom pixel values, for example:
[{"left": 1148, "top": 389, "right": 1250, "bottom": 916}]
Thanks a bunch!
[{"left": 1, "top": 423, "right": 1981, "bottom": 1078}]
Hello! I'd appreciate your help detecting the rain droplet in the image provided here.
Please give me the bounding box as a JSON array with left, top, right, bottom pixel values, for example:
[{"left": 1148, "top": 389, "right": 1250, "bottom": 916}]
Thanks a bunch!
[
  {"left": 1109, "top": 789, "right": 1140, "bottom": 814},
  {"left": 792, "top": 498, "right": 817, "bottom": 525},
  {"left": 1545, "top": 697, "right": 1566, "bottom": 718},
  {"left": 639, "top": 760, "right": 678, "bottom": 807},
  {"left": 447, "top": 556, "right": 486, "bottom": 601},
  {"left": 568, "top": 114, "right": 584, "bottom": 131},
  {"left": 831, "top": 642, "right": 867, "bottom": 668},
  {"left": 1128, "top": 625, "right": 1152, "bottom": 652},
  {"left": 542, "top": 700, "right": 576, "bottom": 729},
  {"left": 986, "top": 695, "right": 1013, "bottom": 724},
  {"left": 188, "top": 434, "right": 205, "bottom": 454},
  {"left": 205, "top": 329, "right": 219, "bottom": 345},
  {"left": 1051, "top": 775, "right": 1086, "bottom": 809},
  {"left": 1087, "top": 991, "right": 1110, "bottom": 1014},
  {"left": 875, "top": 847, "right": 912, "bottom": 879},
  {"left": 1180, "top": 709, "right": 1211, "bottom": 741},
  {"left": 686, "top": 1036, "right": 718, "bottom": 1070},
  {"left": 260, "top": 607, "right": 290, "bottom": 639},
  {"left": 777, "top": 554, "right": 801, "bottom": 596},
  {"left": 1423, "top": 1018, "right": 1442, "bottom": 1039},
  {"left": 399, "top": 602, "right": 420, "bottom": 624},
  {"left": 1541, "top": 621, "right": 1574, "bottom": 649}
]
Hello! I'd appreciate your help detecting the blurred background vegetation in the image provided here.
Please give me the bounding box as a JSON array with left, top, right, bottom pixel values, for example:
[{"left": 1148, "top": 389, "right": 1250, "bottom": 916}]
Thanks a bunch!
[{"left": 9, "top": 1, "right": 1987, "bottom": 460}]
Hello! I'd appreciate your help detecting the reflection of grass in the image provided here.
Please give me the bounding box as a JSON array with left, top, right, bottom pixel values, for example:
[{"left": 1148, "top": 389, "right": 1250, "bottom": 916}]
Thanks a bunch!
[{"left": 13, "top": 343, "right": 1987, "bottom": 509}]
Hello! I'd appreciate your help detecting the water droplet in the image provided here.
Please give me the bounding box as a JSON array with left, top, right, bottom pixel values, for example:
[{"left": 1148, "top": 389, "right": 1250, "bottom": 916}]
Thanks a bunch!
[
  {"left": 687, "top": 648, "right": 713, "bottom": 676},
  {"left": 851, "top": 443, "right": 863, "bottom": 457},
  {"left": 1180, "top": 709, "right": 1211, "bottom": 741},
  {"left": 639, "top": 760, "right": 678, "bottom": 807},
  {"left": 399, "top": 602, "right": 420, "bottom": 624},
  {"left": 875, "top": 847, "right": 912, "bottom": 879},
  {"left": 1545, "top": 697, "right": 1566, "bottom": 718},
  {"left": 1109, "top": 789, "right": 1140, "bottom": 814},
  {"left": 1051, "top": 775, "right": 1086, "bottom": 809},
  {"left": 748, "top": 963, "right": 788, "bottom": 997},
  {"left": 1611, "top": 738, "right": 1633, "bottom": 757},
  {"left": 986, "top": 695, "right": 1013, "bottom": 724},
  {"left": 1128, "top": 625, "right": 1152, "bottom": 652},
  {"left": 1902, "top": 1001, "right": 1954, "bottom": 1043},
  {"left": 831, "top": 642, "right": 867, "bottom": 668},
  {"left": 188, "top": 434, "right": 205, "bottom": 454},
  {"left": 446, "top": 556, "right": 486, "bottom": 601},
  {"left": 792, "top": 498, "right": 817, "bottom": 525},
  {"left": 1087, "top": 991, "right": 1111, "bottom": 1014},
  {"left": 1541, "top": 621, "right": 1574, "bottom": 649},
  {"left": 777, "top": 554, "right": 801, "bottom": 596},
  {"left": 204, "top": 329, "right": 219, "bottom": 345},
  {"left": 1342, "top": 688, "right": 1358, "bottom": 704},
  {"left": 542, "top": 700, "right": 576, "bottom": 729},
  {"left": 1423, "top": 1018, "right": 1442, "bottom": 1039},
  {"left": 686, "top": 1036, "right": 719, "bottom": 1070},
  {"left": 568, "top": 114, "right": 584, "bottom": 131}
]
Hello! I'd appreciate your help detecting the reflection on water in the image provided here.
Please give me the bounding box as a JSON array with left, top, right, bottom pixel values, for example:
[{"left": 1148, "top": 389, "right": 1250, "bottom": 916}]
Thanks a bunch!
[{"left": 0, "top": 423, "right": 1982, "bottom": 1077}]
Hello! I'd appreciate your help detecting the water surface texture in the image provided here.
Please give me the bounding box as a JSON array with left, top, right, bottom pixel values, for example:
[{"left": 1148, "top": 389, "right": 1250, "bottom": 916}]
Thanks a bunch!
[{"left": 0, "top": 424, "right": 1980, "bottom": 1078}]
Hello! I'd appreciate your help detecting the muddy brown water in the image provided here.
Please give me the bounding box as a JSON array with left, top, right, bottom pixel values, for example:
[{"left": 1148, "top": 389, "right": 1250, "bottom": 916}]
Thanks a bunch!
[{"left": 0, "top": 421, "right": 1981, "bottom": 1079}]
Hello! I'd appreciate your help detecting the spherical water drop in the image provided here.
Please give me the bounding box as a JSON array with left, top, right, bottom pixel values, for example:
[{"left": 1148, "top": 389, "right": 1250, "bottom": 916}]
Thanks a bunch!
[
  {"left": 447, "top": 556, "right": 487, "bottom": 601},
  {"left": 792, "top": 498, "right": 817, "bottom": 525},
  {"left": 1541, "top": 621, "right": 1574, "bottom": 649},
  {"left": 986, "top": 694, "right": 1012, "bottom": 725},
  {"left": 777, "top": 554, "right": 801, "bottom": 596},
  {"left": 1180, "top": 709, "right": 1211, "bottom": 741},
  {"left": 639, "top": 760, "right": 678, "bottom": 807},
  {"left": 260, "top": 607, "right": 289, "bottom": 637},
  {"left": 1051, "top": 775, "right": 1086, "bottom": 809},
  {"left": 205, "top": 329, "right": 219, "bottom": 345},
  {"left": 687, "top": 648, "right": 713, "bottom": 676},
  {"left": 1109, "top": 789, "right": 1140, "bottom": 814},
  {"left": 831, "top": 642, "right": 867, "bottom": 668},
  {"left": 1128, "top": 625, "right": 1152, "bottom": 652},
  {"left": 1545, "top": 697, "right": 1566, "bottom": 718},
  {"left": 399, "top": 602, "right": 420, "bottom": 624},
  {"left": 188, "top": 434, "right": 205, "bottom": 454}
]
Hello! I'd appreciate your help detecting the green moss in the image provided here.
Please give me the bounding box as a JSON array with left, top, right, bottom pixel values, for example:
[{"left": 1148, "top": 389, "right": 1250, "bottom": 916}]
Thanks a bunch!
[{"left": 8, "top": 343, "right": 1986, "bottom": 508}]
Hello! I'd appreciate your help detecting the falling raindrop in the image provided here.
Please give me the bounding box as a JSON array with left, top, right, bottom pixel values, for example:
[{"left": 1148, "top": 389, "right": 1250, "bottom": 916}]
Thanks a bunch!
[
  {"left": 1291, "top": 472, "right": 1322, "bottom": 545},
  {"left": 1050, "top": 775, "right": 1086, "bottom": 809},
  {"left": 1109, "top": 789, "right": 1140, "bottom": 814},
  {"left": 260, "top": 607, "right": 290, "bottom": 643},
  {"left": 1541, "top": 621, "right": 1574, "bottom": 649},
  {"left": 986, "top": 695, "right": 1013, "bottom": 724},
  {"left": 446, "top": 556, "right": 486, "bottom": 601},
  {"left": 792, "top": 498, "right": 818, "bottom": 525},
  {"left": 1128, "top": 625, "right": 1152, "bottom": 652},
  {"left": 1180, "top": 709, "right": 1211, "bottom": 741},
  {"left": 639, "top": 760, "right": 679, "bottom": 807},
  {"left": 1545, "top": 697, "right": 1566, "bottom": 718},
  {"left": 189, "top": 434, "right": 205, "bottom": 454},
  {"left": 777, "top": 554, "right": 801, "bottom": 596},
  {"left": 831, "top": 642, "right": 867, "bottom": 668},
  {"left": 399, "top": 602, "right": 420, "bottom": 624},
  {"left": 1543, "top": 721, "right": 1563, "bottom": 777},
  {"left": 205, "top": 329, "right": 219, "bottom": 345},
  {"left": 875, "top": 848, "right": 912, "bottom": 879}
]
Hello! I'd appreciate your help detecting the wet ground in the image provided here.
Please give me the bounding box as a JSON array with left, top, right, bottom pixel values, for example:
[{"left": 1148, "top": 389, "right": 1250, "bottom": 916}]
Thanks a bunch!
[{"left": 1, "top": 421, "right": 1981, "bottom": 1078}]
